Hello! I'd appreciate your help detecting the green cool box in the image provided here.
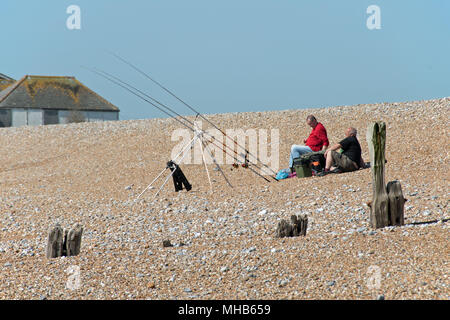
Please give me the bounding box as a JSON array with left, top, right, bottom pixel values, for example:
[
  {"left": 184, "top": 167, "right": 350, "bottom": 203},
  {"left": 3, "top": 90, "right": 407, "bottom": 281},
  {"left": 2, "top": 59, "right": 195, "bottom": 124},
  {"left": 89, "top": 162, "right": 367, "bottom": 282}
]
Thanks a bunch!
[{"left": 294, "top": 164, "right": 312, "bottom": 178}]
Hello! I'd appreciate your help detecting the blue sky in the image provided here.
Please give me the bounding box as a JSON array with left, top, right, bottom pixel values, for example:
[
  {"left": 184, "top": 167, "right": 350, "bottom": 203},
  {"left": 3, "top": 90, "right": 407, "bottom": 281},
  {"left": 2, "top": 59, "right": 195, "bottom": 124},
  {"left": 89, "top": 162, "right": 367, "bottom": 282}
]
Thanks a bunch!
[{"left": 1, "top": 0, "right": 449, "bottom": 120}]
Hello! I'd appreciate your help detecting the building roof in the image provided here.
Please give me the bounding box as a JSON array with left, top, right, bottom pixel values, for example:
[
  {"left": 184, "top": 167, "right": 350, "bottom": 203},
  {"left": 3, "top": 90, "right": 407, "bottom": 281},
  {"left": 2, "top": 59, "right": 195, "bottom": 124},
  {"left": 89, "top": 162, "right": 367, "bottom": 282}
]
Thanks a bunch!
[
  {"left": 0, "top": 73, "right": 15, "bottom": 91},
  {"left": 0, "top": 75, "right": 119, "bottom": 112}
]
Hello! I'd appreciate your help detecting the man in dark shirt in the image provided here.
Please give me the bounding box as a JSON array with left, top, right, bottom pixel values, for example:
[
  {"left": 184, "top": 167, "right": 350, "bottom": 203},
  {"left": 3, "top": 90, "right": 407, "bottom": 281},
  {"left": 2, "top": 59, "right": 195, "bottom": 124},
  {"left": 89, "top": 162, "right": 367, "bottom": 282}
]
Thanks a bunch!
[{"left": 321, "top": 127, "right": 365, "bottom": 174}]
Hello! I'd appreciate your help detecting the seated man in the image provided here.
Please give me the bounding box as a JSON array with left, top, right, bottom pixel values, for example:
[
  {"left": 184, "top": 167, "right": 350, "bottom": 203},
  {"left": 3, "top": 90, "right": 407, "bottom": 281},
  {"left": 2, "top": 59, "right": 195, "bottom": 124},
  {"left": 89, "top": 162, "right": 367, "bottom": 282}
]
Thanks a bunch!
[
  {"left": 321, "top": 127, "right": 365, "bottom": 175},
  {"left": 289, "top": 115, "right": 329, "bottom": 171}
]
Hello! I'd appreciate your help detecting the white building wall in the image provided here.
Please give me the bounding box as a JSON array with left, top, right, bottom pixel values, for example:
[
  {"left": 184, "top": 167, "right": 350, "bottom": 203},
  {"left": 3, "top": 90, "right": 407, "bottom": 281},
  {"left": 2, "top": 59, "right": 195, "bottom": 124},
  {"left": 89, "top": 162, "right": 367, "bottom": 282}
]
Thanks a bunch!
[
  {"left": 58, "top": 110, "right": 90, "bottom": 124},
  {"left": 9, "top": 109, "right": 119, "bottom": 126},
  {"left": 27, "top": 109, "right": 43, "bottom": 126},
  {"left": 83, "top": 111, "right": 118, "bottom": 122},
  {"left": 58, "top": 110, "right": 70, "bottom": 124},
  {"left": 11, "top": 108, "right": 27, "bottom": 127},
  {"left": 86, "top": 111, "right": 104, "bottom": 122},
  {"left": 103, "top": 111, "right": 119, "bottom": 121}
]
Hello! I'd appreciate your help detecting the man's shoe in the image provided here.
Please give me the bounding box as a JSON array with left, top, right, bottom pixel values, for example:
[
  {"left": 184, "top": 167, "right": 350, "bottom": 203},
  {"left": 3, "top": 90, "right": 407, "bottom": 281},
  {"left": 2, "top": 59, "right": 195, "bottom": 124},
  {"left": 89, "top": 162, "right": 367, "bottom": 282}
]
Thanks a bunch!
[
  {"left": 317, "top": 170, "right": 330, "bottom": 177},
  {"left": 330, "top": 167, "right": 342, "bottom": 174}
]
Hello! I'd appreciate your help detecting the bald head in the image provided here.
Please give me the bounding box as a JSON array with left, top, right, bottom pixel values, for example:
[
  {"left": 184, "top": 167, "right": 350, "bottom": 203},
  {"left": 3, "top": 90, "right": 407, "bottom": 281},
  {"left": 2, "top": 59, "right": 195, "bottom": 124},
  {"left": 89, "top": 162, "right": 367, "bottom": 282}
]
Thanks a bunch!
[{"left": 346, "top": 127, "right": 357, "bottom": 137}]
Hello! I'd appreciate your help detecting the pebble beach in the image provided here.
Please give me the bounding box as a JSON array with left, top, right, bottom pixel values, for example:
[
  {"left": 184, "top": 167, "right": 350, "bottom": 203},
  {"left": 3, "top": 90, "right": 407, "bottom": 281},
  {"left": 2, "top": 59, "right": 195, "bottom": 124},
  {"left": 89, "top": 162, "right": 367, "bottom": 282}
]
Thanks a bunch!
[{"left": 0, "top": 97, "right": 448, "bottom": 300}]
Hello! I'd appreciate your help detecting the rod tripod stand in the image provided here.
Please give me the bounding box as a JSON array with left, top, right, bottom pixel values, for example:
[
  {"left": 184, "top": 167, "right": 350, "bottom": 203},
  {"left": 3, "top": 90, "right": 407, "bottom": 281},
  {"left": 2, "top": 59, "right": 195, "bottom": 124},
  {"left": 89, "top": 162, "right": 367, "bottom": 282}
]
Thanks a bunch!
[{"left": 135, "top": 127, "right": 232, "bottom": 202}]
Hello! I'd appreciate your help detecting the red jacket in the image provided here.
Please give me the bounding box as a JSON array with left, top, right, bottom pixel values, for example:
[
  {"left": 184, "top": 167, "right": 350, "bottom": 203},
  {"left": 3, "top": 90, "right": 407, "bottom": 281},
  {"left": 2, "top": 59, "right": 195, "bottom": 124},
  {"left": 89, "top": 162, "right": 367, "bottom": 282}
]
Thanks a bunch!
[{"left": 305, "top": 122, "right": 329, "bottom": 151}]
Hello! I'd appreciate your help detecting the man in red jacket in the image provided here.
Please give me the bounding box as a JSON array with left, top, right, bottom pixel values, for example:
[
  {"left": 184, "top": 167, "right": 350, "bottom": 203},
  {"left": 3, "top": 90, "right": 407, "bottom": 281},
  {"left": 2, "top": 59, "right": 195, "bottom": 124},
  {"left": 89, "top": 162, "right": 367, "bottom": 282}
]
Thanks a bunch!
[{"left": 289, "top": 115, "right": 329, "bottom": 170}]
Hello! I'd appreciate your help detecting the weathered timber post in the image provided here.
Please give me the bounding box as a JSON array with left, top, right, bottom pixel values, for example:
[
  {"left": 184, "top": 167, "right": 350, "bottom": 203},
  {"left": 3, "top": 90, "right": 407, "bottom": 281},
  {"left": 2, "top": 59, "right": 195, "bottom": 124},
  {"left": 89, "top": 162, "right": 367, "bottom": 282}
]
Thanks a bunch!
[
  {"left": 276, "top": 220, "right": 292, "bottom": 238},
  {"left": 46, "top": 223, "right": 83, "bottom": 258},
  {"left": 386, "top": 181, "right": 406, "bottom": 226},
  {"left": 367, "top": 122, "right": 405, "bottom": 228},
  {"left": 66, "top": 223, "right": 83, "bottom": 257},
  {"left": 46, "top": 224, "right": 64, "bottom": 258},
  {"left": 292, "top": 214, "right": 308, "bottom": 236},
  {"left": 276, "top": 214, "right": 308, "bottom": 238},
  {"left": 367, "top": 122, "right": 390, "bottom": 228}
]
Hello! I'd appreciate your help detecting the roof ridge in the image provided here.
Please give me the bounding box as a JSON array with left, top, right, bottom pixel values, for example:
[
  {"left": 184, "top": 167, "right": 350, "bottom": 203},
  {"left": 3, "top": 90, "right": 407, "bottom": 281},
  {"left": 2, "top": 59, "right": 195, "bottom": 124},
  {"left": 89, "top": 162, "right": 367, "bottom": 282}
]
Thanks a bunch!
[
  {"left": 0, "top": 75, "right": 27, "bottom": 104},
  {"left": 26, "top": 75, "right": 75, "bottom": 79}
]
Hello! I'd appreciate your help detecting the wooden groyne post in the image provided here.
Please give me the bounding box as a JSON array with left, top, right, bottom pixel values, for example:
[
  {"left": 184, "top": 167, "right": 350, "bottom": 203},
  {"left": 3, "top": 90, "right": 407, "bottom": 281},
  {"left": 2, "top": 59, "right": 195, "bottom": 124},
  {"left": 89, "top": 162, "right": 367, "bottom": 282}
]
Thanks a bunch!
[
  {"left": 47, "top": 223, "right": 83, "bottom": 258},
  {"left": 366, "top": 122, "right": 406, "bottom": 228},
  {"left": 276, "top": 214, "right": 308, "bottom": 238}
]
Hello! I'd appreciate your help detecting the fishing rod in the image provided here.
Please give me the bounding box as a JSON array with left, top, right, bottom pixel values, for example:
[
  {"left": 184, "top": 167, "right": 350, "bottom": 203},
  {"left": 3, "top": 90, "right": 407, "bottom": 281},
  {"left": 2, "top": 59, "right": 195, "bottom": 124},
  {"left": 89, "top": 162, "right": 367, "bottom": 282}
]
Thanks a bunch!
[
  {"left": 93, "top": 67, "right": 275, "bottom": 178},
  {"left": 90, "top": 67, "right": 272, "bottom": 179},
  {"left": 109, "top": 52, "right": 279, "bottom": 179},
  {"left": 83, "top": 66, "right": 233, "bottom": 187},
  {"left": 82, "top": 66, "right": 189, "bottom": 130},
  {"left": 111, "top": 52, "right": 278, "bottom": 178},
  {"left": 84, "top": 66, "right": 271, "bottom": 183},
  {"left": 94, "top": 68, "right": 195, "bottom": 128}
]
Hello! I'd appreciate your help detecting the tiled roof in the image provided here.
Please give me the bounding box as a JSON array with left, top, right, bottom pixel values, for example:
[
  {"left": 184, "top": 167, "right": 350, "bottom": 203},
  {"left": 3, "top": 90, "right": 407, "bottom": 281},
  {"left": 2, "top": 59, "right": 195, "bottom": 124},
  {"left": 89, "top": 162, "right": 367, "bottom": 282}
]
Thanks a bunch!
[
  {"left": 0, "top": 75, "right": 119, "bottom": 112},
  {"left": 0, "top": 82, "right": 14, "bottom": 91}
]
